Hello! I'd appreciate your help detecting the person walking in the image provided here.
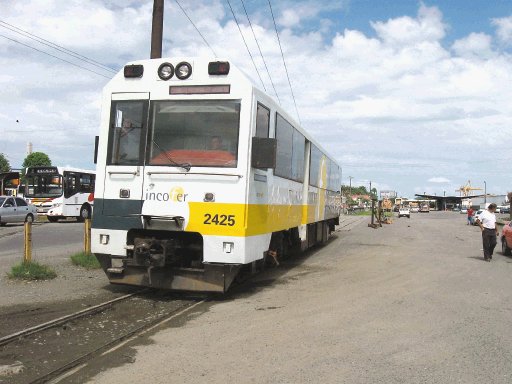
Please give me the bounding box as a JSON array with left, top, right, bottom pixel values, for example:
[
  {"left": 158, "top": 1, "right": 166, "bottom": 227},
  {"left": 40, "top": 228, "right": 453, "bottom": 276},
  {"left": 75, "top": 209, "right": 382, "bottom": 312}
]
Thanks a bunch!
[
  {"left": 467, "top": 206, "right": 474, "bottom": 225},
  {"left": 475, "top": 203, "right": 499, "bottom": 262}
]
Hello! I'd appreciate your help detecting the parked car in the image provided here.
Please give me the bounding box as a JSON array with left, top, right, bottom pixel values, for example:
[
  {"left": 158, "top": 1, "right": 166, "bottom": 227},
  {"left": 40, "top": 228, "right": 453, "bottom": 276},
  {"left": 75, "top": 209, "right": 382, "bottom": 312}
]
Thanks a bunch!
[
  {"left": 501, "top": 206, "right": 510, "bottom": 214},
  {"left": 460, "top": 208, "right": 468, "bottom": 214},
  {"left": 501, "top": 221, "right": 512, "bottom": 256},
  {"left": 398, "top": 206, "right": 411, "bottom": 218},
  {"left": 410, "top": 206, "right": 419, "bottom": 213},
  {"left": 0, "top": 196, "right": 37, "bottom": 226},
  {"left": 420, "top": 204, "right": 430, "bottom": 213},
  {"left": 473, "top": 210, "right": 484, "bottom": 225}
]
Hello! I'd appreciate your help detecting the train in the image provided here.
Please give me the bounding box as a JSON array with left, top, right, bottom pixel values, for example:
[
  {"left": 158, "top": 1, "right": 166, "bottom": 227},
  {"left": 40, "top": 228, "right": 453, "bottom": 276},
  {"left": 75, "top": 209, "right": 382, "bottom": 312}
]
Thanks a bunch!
[{"left": 91, "top": 58, "right": 341, "bottom": 292}]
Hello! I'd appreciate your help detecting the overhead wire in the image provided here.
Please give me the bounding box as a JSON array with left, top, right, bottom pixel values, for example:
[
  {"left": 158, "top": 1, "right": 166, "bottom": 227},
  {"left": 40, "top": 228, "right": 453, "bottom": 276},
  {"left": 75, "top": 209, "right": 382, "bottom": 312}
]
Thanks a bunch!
[
  {"left": 239, "top": 0, "right": 281, "bottom": 104},
  {"left": 0, "top": 34, "right": 111, "bottom": 79},
  {"left": 225, "top": 0, "right": 267, "bottom": 92},
  {"left": 267, "top": 0, "right": 301, "bottom": 125},
  {"left": 0, "top": 20, "right": 117, "bottom": 74},
  {"left": 173, "top": 0, "right": 217, "bottom": 57}
]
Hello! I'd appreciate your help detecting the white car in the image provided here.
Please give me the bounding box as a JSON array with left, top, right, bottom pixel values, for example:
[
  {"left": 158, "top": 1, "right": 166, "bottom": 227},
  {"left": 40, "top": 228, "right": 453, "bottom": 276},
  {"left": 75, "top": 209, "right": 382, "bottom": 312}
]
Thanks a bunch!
[
  {"left": 398, "top": 207, "right": 411, "bottom": 218},
  {"left": 0, "top": 196, "right": 38, "bottom": 226},
  {"left": 473, "top": 210, "right": 484, "bottom": 225}
]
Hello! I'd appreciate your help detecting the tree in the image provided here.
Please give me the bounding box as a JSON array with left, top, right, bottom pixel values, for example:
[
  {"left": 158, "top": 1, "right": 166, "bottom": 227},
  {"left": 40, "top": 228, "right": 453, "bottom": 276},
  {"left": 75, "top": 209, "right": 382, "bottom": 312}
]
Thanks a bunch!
[
  {"left": 0, "top": 153, "right": 10, "bottom": 173},
  {"left": 21, "top": 152, "right": 52, "bottom": 176}
]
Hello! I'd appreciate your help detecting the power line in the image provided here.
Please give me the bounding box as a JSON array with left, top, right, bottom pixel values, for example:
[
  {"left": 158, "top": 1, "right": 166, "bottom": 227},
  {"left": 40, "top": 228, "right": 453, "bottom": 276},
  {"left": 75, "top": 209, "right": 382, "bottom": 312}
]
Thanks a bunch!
[
  {"left": 173, "top": 0, "right": 217, "bottom": 57},
  {"left": 240, "top": 0, "right": 281, "bottom": 104},
  {"left": 0, "top": 34, "right": 111, "bottom": 79},
  {"left": 0, "top": 20, "right": 117, "bottom": 74},
  {"left": 267, "top": 0, "right": 301, "bottom": 125},
  {"left": 225, "top": 0, "right": 267, "bottom": 92}
]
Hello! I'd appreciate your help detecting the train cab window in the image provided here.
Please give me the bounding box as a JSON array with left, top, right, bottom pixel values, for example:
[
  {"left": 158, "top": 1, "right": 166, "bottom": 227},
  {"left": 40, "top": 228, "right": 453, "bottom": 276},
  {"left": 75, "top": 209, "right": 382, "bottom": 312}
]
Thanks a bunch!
[
  {"left": 255, "top": 103, "right": 270, "bottom": 138},
  {"left": 148, "top": 100, "right": 240, "bottom": 168},
  {"left": 108, "top": 101, "right": 146, "bottom": 165}
]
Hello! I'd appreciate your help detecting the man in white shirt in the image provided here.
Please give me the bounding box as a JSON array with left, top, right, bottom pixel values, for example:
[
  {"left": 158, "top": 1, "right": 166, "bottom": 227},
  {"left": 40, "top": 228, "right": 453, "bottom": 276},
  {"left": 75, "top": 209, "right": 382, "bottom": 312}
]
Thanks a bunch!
[{"left": 476, "top": 203, "right": 499, "bottom": 262}]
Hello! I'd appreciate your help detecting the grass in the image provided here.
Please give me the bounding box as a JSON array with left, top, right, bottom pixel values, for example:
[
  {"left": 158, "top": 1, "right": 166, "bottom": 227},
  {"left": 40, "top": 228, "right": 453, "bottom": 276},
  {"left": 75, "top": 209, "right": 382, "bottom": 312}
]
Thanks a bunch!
[
  {"left": 70, "top": 251, "right": 101, "bottom": 269},
  {"left": 8, "top": 261, "right": 57, "bottom": 281},
  {"left": 353, "top": 210, "right": 372, "bottom": 216}
]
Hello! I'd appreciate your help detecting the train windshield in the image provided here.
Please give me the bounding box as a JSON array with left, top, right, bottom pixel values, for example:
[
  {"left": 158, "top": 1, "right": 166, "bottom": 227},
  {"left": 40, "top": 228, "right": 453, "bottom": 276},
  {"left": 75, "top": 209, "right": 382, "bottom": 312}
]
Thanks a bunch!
[
  {"left": 25, "top": 174, "right": 63, "bottom": 198},
  {"left": 148, "top": 100, "right": 240, "bottom": 168}
]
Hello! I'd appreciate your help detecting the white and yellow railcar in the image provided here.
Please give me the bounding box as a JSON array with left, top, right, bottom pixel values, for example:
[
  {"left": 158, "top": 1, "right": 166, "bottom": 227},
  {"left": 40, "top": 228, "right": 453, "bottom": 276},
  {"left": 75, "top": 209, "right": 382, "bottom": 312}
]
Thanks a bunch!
[{"left": 92, "top": 58, "right": 341, "bottom": 292}]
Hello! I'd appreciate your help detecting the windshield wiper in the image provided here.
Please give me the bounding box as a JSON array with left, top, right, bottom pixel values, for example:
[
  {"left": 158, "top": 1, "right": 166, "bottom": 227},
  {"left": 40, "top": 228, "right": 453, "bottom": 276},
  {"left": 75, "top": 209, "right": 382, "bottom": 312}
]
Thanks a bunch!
[{"left": 151, "top": 140, "right": 191, "bottom": 172}]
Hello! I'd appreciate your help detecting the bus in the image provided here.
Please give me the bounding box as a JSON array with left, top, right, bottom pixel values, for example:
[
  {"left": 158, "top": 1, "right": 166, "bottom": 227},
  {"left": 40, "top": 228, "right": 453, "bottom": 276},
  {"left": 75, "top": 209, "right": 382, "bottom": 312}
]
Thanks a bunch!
[
  {"left": 24, "top": 166, "right": 95, "bottom": 222},
  {"left": 0, "top": 171, "right": 21, "bottom": 196},
  {"left": 92, "top": 58, "right": 341, "bottom": 292}
]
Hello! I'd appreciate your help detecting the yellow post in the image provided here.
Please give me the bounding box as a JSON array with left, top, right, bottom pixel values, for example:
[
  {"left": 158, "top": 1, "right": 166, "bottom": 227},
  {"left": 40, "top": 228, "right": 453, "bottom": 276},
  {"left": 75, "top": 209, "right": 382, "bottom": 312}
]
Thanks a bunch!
[
  {"left": 24, "top": 221, "right": 32, "bottom": 263},
  {"left": 84, "top": 218, "right": 91, "bottom": 254}
]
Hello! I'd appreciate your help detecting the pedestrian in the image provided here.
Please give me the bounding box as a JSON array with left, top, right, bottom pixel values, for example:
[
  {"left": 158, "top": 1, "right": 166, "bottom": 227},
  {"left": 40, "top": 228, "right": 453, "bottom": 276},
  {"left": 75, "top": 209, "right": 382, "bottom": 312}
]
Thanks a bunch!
[
  {"left": 475, "top": 203, "right": 499, "bottom": 262},
  {"left": 467, "top": 206, "right": 474, "bottom": 225}
]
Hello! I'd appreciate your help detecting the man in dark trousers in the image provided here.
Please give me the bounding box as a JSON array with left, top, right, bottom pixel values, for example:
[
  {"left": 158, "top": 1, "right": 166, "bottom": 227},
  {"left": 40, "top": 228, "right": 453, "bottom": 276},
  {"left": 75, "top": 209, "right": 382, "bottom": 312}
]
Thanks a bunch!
[{"left": 476, "top": 203, "right": 499, "bottom": 262}]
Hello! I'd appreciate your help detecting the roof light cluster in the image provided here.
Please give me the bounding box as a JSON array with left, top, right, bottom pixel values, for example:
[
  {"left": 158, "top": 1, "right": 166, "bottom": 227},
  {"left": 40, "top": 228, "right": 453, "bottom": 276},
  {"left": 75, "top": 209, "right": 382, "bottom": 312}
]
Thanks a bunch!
[
  {"left": 157, "top": 62, "right": 192, "bottom": 80},
  {"left": 123, "top": 61, "right": 230, "bottom": 80}
]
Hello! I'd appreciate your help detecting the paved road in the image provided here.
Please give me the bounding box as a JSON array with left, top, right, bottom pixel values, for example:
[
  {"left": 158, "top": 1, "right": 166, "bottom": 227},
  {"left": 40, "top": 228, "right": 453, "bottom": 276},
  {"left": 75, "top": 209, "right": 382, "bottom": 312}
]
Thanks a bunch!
[
  {"left": 0, "top": 221, "right": 83, "bottom": 264},
  {"left": 76, "top": 212, "right": 512, "bottom": 384}
]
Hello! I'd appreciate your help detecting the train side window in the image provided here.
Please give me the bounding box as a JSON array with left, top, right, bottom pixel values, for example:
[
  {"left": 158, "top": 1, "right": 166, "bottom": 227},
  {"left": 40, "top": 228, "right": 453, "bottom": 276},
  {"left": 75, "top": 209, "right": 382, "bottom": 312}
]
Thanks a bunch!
[
  {"left": 291, "top": 130, "right": 305, "bottom": 182},
  {"left": 255, "top": 103, "right": 270, "bottom": 138},
  {"left": 275, "top": 113, "right": 293, "bottom": 179},
  {"left": 309, "top": 145, "right": 321, "bottom": 187}
]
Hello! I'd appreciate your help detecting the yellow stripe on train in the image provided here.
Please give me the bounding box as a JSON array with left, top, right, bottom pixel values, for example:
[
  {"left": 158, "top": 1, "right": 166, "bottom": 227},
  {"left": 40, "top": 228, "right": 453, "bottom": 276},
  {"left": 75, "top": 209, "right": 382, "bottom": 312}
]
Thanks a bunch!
[{"left": 186, "top": 202, "right": 330, "bottom": 237}]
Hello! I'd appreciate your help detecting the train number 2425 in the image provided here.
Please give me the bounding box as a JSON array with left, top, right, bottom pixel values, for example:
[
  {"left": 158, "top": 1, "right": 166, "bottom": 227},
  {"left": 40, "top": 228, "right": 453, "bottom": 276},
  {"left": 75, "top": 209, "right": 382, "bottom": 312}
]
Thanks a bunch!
[{"left": 203, "top": 214, "right": 235, "bottom": 226}]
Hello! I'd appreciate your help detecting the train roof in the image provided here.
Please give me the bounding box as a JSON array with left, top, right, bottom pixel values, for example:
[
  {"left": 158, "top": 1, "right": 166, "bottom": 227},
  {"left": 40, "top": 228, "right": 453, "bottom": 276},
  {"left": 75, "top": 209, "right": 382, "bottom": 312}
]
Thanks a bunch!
[{"left": 106, "top": 57, "right": 340, "bottom": 170}]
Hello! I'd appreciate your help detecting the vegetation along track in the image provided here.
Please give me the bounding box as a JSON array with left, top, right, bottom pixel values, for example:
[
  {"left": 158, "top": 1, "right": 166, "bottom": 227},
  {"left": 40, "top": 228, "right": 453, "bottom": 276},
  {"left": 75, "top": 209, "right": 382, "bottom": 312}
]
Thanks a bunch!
[{"left": 0, "top": 290, "right": 207, "bottom": 384}]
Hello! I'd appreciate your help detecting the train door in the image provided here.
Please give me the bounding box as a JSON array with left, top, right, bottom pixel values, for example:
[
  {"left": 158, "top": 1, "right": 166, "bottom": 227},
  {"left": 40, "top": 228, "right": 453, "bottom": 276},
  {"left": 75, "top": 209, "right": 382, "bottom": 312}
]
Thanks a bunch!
[{"left": 102, "top": 93, "right": 149, "bottom": 217}]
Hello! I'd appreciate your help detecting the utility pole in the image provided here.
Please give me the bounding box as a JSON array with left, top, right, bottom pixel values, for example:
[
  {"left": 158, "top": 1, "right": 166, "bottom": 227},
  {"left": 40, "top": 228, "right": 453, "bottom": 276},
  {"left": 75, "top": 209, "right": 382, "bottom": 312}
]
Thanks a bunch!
[
  {"left": 348, "top": 176, "right": 353, "bottom": 199},
  {"left": 150, "top": 0, "right": 164, "bottom": 59}
]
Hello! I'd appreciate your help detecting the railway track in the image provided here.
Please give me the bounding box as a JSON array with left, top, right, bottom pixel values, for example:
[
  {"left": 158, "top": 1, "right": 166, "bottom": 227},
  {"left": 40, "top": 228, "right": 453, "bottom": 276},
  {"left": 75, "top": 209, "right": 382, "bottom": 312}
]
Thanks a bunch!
[
  {"left": 0, "top": 291, "right": 206, "bottom": 384},
  {"left": 0, "top": 290, "right": 146, "bottom": 348}
]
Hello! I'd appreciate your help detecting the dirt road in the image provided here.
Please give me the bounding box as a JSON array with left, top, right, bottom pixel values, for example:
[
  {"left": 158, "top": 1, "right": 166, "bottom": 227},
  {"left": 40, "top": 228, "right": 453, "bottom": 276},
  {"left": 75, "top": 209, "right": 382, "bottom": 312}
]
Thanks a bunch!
[{"left": 63, "top": 211, "right": 511, "bottom": 384}]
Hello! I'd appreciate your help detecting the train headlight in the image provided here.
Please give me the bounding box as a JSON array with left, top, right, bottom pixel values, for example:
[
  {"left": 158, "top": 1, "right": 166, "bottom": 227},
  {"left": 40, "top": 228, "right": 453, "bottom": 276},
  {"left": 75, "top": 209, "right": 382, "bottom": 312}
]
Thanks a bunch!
[
  {"left": 158, "top": 62, "right": 174, "bottom": 80},
  {"left": 204, "top": 192, "right": 215, "bottom": 202},
  {"left": 175, "top": 62, "right": 192, "bottom": 80}
]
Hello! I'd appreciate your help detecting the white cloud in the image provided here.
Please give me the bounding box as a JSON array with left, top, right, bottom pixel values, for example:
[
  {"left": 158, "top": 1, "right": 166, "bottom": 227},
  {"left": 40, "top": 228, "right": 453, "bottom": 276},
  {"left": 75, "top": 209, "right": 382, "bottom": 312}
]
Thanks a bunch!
[
  {"left": 428, "top": 177, "right": 450, "bottom": 183},
  {"left": 0, "top": 1, "right": 511, "bottom": 197},
  {"left": 452, "top": 33, "right": 493, "bottom": 58},
  {"left": 492, "top": 15, "right": 512, "bottom": 44},
  {"left": 370, "top": 3, "right": 446, "bottom": 46}
]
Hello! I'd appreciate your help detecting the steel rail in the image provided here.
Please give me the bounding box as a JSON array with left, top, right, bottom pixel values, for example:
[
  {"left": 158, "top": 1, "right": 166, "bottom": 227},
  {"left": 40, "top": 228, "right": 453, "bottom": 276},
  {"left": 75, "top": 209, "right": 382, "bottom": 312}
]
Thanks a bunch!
[
  {"left": 31, "top": 298, "right": 206, "bottom": 384},
  {"left": 0, "top": 289, "right": 149, "bottom": 347}
]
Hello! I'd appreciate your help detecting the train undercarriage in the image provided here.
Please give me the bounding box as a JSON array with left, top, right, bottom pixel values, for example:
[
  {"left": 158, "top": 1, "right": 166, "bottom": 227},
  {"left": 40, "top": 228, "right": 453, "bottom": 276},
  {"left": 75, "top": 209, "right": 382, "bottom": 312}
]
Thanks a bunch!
[{"left": 95, "top": 218, "right": 338, "bottom": 293}]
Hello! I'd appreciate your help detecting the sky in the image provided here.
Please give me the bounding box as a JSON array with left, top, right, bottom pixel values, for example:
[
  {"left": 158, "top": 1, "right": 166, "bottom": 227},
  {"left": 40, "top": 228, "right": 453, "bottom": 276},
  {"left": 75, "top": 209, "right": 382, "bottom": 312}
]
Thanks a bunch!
[{"left": 1, "top": 0, "right": 511, "bottom": 198}]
